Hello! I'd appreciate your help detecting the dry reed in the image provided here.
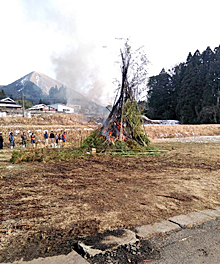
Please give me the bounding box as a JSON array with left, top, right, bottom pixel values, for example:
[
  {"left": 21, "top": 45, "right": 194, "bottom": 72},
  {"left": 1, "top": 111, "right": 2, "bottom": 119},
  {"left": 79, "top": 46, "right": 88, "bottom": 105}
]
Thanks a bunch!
[{"left": 144, "top": 124, "right": 220, "bottom": 139}]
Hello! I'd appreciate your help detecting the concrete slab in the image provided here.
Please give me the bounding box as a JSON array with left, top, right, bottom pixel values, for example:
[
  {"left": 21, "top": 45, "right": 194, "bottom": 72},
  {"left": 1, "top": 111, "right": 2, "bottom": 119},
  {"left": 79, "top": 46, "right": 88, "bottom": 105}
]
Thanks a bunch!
[
  {"left": 215, "top": 206, "right": 220, "bottom": 212},
  {"left": 1, "top": 251, "right": 89, "bottom": 264},
  {"left": 169, "top": 211, "right": 213, "bottom": 228},
  {"left": 78, "top": 229, "right": 138, "bottom": 257},
  {"left": 200, "top": 209, "right": 220, "bottom": 218},
  {"left": 77, "top": 242, "right": 103, "bottom": 257},
  {"left": 101, "top": 229, "right": 138, "bottom": 246},
  {"left": 135, "top": 220, "right": 180, "bottom": 239}
]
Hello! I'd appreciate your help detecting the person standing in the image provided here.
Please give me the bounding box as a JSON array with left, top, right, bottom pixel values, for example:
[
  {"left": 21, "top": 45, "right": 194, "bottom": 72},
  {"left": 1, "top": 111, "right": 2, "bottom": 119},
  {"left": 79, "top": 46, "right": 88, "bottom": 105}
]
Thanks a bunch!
[
  {"left": 9, "top": 132, "right": 15, "bottom": 149},
  {"left": 0, "top": 132, "right": 3, "bottom": 149},
  {"left": 55, "top": 133, "right": 59, "bottom": 146},
  {"left": 31, "top": 132, "right": 36, "bottom": 148},
  {"left": 44, "top": 131, "right": 49, "bottom": 146},
  {"left": 21, "top": 132, "right": 27, "bottom": 148},
  {"left": 58, "top": 134, "right": 62, "bottom": 147},
  {"left": 62, "top": 131, "right": 66, "bottom": 146},
  {"left": 49, "top": 131, "right": 55, "bottom": 146}
]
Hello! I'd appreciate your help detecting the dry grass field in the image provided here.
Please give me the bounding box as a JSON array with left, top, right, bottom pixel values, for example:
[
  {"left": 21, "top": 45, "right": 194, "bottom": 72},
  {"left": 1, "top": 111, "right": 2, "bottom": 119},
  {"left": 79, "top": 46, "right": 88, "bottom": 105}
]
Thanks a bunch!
[
  {"left": 0, "top": 114, "right": 220, "bottom": 262},
  {"left": 0, "top": 114, "right": 97, "bottom": 148},
  {"left": 1, "top": 114, "right": 220, "bottom": 147},
  {"left": 145, "top": 123, "right": 220, "bottom": 139}
]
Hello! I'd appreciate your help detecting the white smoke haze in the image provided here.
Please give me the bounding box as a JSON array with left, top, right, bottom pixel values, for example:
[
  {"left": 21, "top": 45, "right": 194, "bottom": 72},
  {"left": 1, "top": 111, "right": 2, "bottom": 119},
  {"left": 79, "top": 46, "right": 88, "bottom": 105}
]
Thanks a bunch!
[
  {"left": 20, "top": 0, "right": 122, "bottom": 105},
  {"left": 51, "top": 43, "right": 115, "bottom": 105},
  {"left": 19, "top": 0, "right": 149, "bottom": 105}
]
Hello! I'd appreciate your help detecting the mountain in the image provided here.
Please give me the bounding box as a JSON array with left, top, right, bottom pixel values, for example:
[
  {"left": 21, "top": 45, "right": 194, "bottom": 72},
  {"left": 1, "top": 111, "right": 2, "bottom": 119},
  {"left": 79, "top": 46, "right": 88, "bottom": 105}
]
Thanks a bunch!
[{"left": 1, "top": 71, "right": 107, "bottom": 114}]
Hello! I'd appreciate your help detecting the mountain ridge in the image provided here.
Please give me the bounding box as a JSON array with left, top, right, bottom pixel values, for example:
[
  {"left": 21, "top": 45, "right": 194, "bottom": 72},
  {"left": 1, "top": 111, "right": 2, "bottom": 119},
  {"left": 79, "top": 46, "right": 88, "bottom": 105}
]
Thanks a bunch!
[{"left": 1, "top": 71, "right": 106, "bottom": 113}]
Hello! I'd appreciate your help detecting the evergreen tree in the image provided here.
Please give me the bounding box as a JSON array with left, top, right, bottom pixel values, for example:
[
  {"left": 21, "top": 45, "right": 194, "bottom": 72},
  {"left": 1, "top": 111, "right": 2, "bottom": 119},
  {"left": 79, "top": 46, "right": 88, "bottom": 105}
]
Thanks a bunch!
[
  {"left": 147, "top": 45, "right": 220, "bottom": 124},
  {"left": 176, "top": 50, "right": 204, "bottom": 123},
  {"left": 48, "top": 85, "right": 67, "bottom": 104},
  {"left": 147, "top": 69, "right": 174, "bottom": 119},
  {"left": 16, "top": 99, "right": 33, "bottom": 109},
  {"left": 0, "top": 89, "right": 6, "bottom": 99}
]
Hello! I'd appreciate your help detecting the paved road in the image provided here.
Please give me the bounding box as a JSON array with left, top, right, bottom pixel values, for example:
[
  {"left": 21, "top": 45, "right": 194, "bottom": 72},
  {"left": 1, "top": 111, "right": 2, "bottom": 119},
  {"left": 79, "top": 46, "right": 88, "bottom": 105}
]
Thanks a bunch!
[
  {"left": 150, "top": 217, "right": 220, "bottom": 264},
  {"left": 1, "top": 218, "right": 219, "bottom": 264}
]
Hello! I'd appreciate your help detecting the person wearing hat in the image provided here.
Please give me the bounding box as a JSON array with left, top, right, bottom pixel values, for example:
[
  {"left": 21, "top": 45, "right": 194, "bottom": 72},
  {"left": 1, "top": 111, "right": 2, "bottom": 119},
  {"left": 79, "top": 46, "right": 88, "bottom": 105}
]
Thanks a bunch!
[{"left": 0, "top": 132, "right": 3, "bottom": 149}]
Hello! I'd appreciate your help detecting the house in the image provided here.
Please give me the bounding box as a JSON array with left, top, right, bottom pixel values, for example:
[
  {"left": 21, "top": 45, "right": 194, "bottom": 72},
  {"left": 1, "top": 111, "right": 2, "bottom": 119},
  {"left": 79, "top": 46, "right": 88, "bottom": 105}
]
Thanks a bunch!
[
  {"left": 28, "top": 104, "right": 56, "bottom": 112},
  {"left": 0, "top": 97, "right": 22, "bottom": 111},
  {"left": 50, "top": 103, "right": 74, "bottom": 113}
]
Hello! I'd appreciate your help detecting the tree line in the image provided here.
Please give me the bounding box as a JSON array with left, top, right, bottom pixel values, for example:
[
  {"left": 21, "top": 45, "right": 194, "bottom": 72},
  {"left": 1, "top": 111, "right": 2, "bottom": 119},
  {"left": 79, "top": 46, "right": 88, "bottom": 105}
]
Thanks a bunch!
[{"left": 146, "top": 45, "right": 220, "bottom": 124}]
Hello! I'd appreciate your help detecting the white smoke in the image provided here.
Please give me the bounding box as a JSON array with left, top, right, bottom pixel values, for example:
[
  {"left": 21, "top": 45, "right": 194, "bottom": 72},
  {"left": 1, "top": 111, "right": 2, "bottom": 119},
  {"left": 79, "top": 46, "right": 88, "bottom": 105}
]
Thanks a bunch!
[
  {"left": 21, "top": 0, "right": 119, "bottom": 105},
  {"left": 51, "top": 42, "right": 115, "bottom": 105}
]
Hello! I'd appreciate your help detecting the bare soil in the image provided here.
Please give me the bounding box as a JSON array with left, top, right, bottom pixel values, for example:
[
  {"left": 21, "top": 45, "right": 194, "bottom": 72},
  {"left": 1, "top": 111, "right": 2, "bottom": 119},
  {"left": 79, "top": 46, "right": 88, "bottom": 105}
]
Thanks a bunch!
[{"left": 0, "top": 130, "right": 220, "bottom": 262}]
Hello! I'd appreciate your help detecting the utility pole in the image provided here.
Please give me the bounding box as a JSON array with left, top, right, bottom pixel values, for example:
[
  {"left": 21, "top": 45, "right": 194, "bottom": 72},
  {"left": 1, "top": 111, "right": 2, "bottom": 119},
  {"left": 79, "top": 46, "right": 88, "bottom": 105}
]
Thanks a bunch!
[{"left": 22, "top": 92, "right": 25, "bottom": 117}]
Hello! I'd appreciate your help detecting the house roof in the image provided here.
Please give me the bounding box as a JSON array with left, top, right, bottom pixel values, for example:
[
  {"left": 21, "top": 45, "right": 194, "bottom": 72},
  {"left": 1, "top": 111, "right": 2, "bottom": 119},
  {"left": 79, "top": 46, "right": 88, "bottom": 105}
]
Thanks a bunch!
[
  {"left": 0, "top": 97, "right": 17, "bottom": 104},
  {"left": 0, "top": 97, "right": 22, "bottom": 108},
  {"left": 28, "top": 104, "right": 56, "bottom": 111},
  {"left": 28, "top": 104, "right": 47, "bottom": 110}
]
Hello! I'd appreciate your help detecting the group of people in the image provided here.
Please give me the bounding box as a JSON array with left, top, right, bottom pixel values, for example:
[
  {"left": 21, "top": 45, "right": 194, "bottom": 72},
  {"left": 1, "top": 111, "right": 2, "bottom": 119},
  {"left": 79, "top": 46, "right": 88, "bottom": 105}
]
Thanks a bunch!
[
  {"left": 0, "top": 130, "right": 67, "bottom": 149},
  {"left": 43, "top": 131, "right": 66, "bottom": 147}
]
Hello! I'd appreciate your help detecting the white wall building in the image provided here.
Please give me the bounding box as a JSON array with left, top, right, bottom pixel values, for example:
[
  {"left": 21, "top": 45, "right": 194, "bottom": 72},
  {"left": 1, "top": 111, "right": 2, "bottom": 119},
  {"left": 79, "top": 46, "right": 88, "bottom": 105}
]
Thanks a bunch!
[{"left": 50, "top": 104, "right": 74, "bottom": 113}]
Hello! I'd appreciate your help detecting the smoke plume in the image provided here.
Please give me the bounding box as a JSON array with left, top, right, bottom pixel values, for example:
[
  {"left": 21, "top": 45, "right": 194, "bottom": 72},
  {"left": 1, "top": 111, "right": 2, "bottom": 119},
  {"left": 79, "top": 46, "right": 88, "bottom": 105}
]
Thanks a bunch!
[{"left": 21, "top": 0, "right": 116, "bottom": 105}]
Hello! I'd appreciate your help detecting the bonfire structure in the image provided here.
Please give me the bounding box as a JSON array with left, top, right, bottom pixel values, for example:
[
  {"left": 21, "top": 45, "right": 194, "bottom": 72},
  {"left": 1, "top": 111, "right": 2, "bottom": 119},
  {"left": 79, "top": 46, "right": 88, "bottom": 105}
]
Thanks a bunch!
[{"left": 101, "top": 40, "right": 149, "bottom": 148}]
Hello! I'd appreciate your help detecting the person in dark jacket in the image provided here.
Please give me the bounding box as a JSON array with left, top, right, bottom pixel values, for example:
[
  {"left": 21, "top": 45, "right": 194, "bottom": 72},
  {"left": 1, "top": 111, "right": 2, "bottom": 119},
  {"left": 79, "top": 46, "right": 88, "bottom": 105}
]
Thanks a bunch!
[
  {"left": 50, "top": 131, "right": 55, "bottom": 145},
  {"left": 44, "top": 131, "right": 49, "bottom": 146},
  {"left": 9, "top": 132, "right": 15, "bottom": 149},
  {"left": 0, "top": 132, "right": 3, "bottom": 149},
  {"left": 21, "top": 132, "right": 27, "bottom": 147}
]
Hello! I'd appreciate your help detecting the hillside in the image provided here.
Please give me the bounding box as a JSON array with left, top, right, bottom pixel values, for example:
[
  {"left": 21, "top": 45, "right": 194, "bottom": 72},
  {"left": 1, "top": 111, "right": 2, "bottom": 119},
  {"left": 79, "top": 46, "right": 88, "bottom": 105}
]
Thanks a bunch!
[{"left": 1, "top": 71, "right": 107, "bottom": 114}]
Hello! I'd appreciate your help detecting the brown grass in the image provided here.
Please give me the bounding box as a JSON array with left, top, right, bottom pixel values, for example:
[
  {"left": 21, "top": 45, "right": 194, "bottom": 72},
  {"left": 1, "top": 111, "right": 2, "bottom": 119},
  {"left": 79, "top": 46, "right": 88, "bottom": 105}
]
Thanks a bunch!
[
  {"left": 0, "top": 140, "right": 220, "bottom": 262},
  {"left": 0, "top": 113, "right": 84, "bottom": 126},
  {"left": 1, "top": 118, "right": 220, "bottom": 262},
  {"left": 145, "top": 124, "right": 220, "bottom": 139},
  {"left": 0, "top": 114, "right": 97, "bottom": 148},
  {"left": 1, "top": 114, "right": 220, "bottom": 148}
]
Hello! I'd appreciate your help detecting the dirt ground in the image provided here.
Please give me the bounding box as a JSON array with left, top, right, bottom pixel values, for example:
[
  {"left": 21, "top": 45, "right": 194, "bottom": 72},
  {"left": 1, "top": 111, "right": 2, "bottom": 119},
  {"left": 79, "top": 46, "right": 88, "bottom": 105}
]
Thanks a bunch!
[{"left": 0, "top": 133, "right": 220, "bottom": 262}]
